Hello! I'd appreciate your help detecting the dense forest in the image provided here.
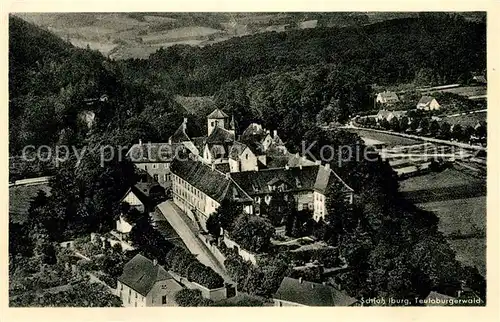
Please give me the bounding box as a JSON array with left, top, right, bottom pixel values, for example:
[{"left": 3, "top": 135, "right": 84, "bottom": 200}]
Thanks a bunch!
[
  {"left": 9, "top": 15, "right": 184, "bottom": 156},
  {"left": 124, "top": 13, "right": 486, "bottom": 95}
]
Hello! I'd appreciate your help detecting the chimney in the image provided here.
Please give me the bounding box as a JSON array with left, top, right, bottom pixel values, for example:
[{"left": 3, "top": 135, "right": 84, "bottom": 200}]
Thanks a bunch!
[
  {"left": 325, "top": 163, "right": 330, "bottom": 171},
  {"left": 273, "top": 130, "right": 277, "bottom": 138},
  {"left": 295, "top": 152, "right": 299, "bottom": 158},
  {"left": 299, "top": 277, "right": 303, "bottom": 284},
  {"left": 139, "top": 139, "right": 142, "bottom": 145},
  {"left": 182, "top": 117, "right": 188, "bottom": 130},
  {"left": 299, "top": 164, "right": 302, "bottom": 170},
  {"left": 211, "top": 163, "right": 216, "bottom": 171},
  {"left": 285, "top": 165, "right": 289, "bottom": 170},
  {"left": 153, "top": 259, "right": 157, "bottom": 266},
  {"left": 225, "top": 172, "right": 231, "bottom": 180}
]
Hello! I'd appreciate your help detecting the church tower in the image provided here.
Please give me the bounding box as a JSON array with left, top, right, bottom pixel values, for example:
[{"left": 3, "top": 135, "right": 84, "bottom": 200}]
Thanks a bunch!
[{"left": 207, "top": 108, "right": 229, "bottom": 136}]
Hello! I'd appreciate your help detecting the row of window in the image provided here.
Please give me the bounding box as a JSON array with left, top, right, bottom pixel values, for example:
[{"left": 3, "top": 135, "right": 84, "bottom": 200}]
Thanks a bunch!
[
  {"left": 143, "top": 163, "right": 170, "bottom": 170},
  {"left": 172, "top": 175, "right": 208, "bottom": 211},
  {"left": 153, "top": 173, "right": 171, "bottom": 183},
  {"left": 119, "top": 283, "right": 145, "bottom": 306}
]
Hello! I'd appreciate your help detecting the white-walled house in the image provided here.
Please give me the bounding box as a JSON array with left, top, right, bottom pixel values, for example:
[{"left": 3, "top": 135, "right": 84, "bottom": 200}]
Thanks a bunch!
[
  {"left": 170, "top": 159, "right": 254, "bottom": 230},
  {"left": 417, "top": 96, "right": 441, "bottom": 111},
  {"left": 376, "top": 91, "right": 400, "bottom": 105},
  {"left": 230, "top": 163, "right": 353, "bottom": 222},
  {"left": 117, "top": 254, "right": 184, "bottom": 307}
]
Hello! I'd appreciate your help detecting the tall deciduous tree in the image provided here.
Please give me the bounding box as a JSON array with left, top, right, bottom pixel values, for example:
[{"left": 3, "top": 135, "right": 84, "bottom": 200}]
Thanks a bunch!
[{"left": 230, "top": 213, "right": 275, "bottom": 253}]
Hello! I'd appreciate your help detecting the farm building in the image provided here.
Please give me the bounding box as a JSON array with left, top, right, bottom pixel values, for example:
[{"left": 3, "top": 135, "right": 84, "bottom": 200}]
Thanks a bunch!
[
  {"left": 417, "top": 96, "right": 441, "bottom": 111},
  {"left": 376, "top": 91, "right": 400, "bottom": 105}
]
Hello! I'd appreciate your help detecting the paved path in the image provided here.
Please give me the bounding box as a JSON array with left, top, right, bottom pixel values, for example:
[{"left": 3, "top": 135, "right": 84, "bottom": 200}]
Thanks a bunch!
[{"left": 156, "top": 201, "right": 232, "bottom": 283}]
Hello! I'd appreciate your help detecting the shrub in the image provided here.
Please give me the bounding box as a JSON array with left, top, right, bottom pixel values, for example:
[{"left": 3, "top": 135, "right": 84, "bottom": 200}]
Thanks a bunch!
[
  {"left": 166, "top": 247, "right": 224, "bottom": 289},
  {"left": 230, "top": 213, "right": 275, "bottom": 253},
  {"left": 187, "top": 262, "right": 224, "bottom": 289},
  {"left": 174, "top": 289, "right": 212, "bottom": 307}
]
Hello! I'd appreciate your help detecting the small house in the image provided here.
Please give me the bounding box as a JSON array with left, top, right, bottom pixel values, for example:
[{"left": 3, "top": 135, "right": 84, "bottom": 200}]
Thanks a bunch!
[
  {"left": 117, "top": 254, "right": 184, "bottom": 307},
  {"left": 417, "top": 96, "right": 441, "bottom": 111},
  {"left": 376, "top": 91, "right": 400, "bottom": 105}
]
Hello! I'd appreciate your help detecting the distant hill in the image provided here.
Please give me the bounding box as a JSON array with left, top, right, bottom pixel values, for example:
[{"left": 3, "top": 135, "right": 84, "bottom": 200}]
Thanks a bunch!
[
  {"left": 122, "top": 13, "right": 486, "bottom": 95},
  {"left": 15, "top": 12, "right": 484, "bottom": 60}
]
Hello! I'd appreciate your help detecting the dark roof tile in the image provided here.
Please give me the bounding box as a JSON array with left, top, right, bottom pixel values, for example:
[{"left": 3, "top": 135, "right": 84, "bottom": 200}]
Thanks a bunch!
[
  {"left": 274, "top": 277, "right": 357, "bottom": 306},
  {"left": 206, "top": 126, "right": 235, "bottom": 144},
  {"left": 118, "top": 254, "right": 174, "bottom": 296},
  {"left": 171, "top": 159, "right": 252, "bottom": 203},
  {"left": 170, "top": 120, "right": 191, "bottom": 143}
]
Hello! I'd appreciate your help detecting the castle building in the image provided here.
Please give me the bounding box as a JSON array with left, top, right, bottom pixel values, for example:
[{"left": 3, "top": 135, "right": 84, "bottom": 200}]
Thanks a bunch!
[{"left": 129, "top": 108, "right": 353, "bottom": 225}]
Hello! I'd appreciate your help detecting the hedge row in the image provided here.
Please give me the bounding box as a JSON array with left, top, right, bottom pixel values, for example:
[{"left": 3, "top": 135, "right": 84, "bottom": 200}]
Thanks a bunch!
[{"left": 165, "top": 247, "right": 224, "bottom": 289}]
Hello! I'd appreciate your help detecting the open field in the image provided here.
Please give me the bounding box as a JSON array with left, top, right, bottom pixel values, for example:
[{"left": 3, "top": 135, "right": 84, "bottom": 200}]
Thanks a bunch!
[
  {"left": 399, "top": 168, "right": 485, "bottom": 192},
  {"left": 417, "top": 196, "right": 486, "bottom": 236},
  {"left": 9, "top": 184, "right": 51, "bottom": 224},
  {"left": 141, "top": 27, "right": 223, "bottom": 43},
  {"left": 423, "top": 85, "right": 487, "bottom": 98},
  {"left": 441, "top": 111, "right": 487, "bottom": 127},
  {"left": 400, "top": 167, "right": 486, "bottom": 276},
  {"left": 348, "top": 128, "right": 422, "bottom": 148}
]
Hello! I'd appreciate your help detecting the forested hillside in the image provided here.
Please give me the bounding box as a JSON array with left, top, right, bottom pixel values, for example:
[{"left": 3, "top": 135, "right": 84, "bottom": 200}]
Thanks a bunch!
[
  {"left": 123, "top": 13, "right": 486, "bottom": 95},
  {"left": 9, "top": 15, "right": 183, "bottom": 156}
]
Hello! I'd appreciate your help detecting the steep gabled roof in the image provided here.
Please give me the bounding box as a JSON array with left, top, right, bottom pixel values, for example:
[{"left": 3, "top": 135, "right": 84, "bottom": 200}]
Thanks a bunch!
[
  {"left": 229, "top": 166, "right": 319, "bottom": 195},
  {"left": 241, "top": 123, "right": 264, "bottom": 137},
  {"left": 169, "top": 120, "right": 191, "bottom": 143},
  {"left": 170, "top": 158, "right": 252, "bottom": 203},
  {"left": 315, "top": 165, "right": 354, "bottom": 193},
  {"left": 377, "top": 110, "right": 391, "bottom": 118},
  {"left": 191, "top": 137, "right": 207, "bottom": 153},
  {"left": 377, "top": 91, "right": 399, "bottom": 102},
  {"left": 206, "top": 126, "right": 235, "bottom": 144},
  {"left": 418, "top": 96, "right": 436, "bottom": 105},
  {"left": 272, "top": 133, "right": 285, "bottom": 146},
  {"left": 274, "top": 277, "right": 357, "bottom": 306},
  {"left": 207, "top": 108, "right": 228, "bottom": 119},
  {"left": 229, "top": 142, "right": 249, "bottom": 160},
  {"left": 389, "top": 110, "right": 408, "bottom": 118},
  {"left": 118, "top": 254, "right": 174, "bottom": 297}
]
